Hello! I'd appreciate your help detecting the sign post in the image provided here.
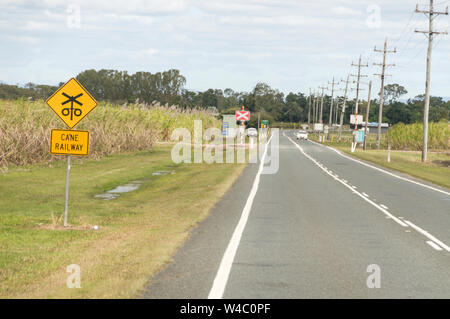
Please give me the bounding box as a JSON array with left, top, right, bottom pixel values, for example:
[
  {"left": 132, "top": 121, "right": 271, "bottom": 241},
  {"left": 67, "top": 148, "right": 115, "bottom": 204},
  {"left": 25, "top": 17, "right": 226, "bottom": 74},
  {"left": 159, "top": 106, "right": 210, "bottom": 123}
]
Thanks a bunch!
[
  {"left": 46, "top": 78, "right": 97, "bottom": 227},
  {"left": 64, "top": 155, "right": 71, "bottom": 227}
]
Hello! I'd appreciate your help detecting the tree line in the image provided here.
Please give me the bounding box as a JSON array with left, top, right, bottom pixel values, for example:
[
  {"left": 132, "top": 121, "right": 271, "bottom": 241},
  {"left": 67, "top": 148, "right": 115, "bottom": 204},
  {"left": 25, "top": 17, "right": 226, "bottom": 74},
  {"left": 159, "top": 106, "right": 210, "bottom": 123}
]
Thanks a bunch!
[{"left": 0, "top": 69, "right": 448, "bottom": 125}]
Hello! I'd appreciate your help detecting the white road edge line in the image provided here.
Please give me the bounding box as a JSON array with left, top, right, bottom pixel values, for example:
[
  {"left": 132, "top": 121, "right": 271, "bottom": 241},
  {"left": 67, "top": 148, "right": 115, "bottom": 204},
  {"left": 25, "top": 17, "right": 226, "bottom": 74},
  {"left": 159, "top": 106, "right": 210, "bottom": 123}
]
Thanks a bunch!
[
  {"left": 208, "top": 134, "right": 273, "bottom": 299},
  {"left": 404, "top": 220, "right": 450, "bottom": 252},
  {"left": 308, "top": 139, "right": 450, "bottom": 196},
  {"left": 426, "top": 241, "right": 444, "bottom": 251},
  {"left": 285, "top": 135, "right": 409, "bottom": 227}
]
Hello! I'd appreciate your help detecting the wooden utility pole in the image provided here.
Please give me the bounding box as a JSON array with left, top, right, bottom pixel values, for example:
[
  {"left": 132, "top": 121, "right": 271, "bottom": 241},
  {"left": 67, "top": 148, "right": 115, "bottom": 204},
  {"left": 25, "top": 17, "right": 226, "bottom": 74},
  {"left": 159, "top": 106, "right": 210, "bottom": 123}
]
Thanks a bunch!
[
  {"left": 374, "top": 38, "right": 396, "bottom": 150},
  {"left": 415, "top": 0, "right": 448, "bottom": 162},
  {"left": 363, "top": 80, "right": 372, "bottom": 150},
  {"left": 328, "top": 77, "right": 339, "bottom": 128},
  {"left": 307, "top": 88, "right": 312, "bottom": 126},
  {"left": 351, "top": 56, "right": 368, "bottom": 129},
  {"left": 314, "top": 92, "right": 319, "bottom": 123},
  {"left": 351, "top": 56, "right": 368, "bottom": 116},
  {"left": 338, "top": 75, "right": 351, "bottom": 141},
  {"left": 318, "top": 86, "right": 328, "bottom": 124},
  {"left": 312, "top": 91, "right": 317, "bottom": 123},
  {"left": 334, "top": 96, "right": 339, "bottom": 125}
]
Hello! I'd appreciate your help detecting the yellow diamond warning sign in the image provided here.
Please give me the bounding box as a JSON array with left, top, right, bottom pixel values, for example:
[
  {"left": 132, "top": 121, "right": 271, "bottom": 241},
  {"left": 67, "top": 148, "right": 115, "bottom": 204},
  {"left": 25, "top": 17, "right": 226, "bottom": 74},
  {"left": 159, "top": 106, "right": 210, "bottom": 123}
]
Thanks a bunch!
[
  {"left": 50, "top": 129, "right": 89, "bottom": 156},
  {"left": 46, "top": 78, "right": 98, "bottom": 129}
]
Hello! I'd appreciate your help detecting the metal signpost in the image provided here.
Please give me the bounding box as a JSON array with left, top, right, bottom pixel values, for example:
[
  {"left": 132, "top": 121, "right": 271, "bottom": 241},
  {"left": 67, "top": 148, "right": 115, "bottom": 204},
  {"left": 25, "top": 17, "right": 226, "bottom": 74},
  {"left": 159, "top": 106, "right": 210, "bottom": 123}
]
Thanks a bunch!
[{"left": 46, "top": 78, "right": 97, "bottom": 227}]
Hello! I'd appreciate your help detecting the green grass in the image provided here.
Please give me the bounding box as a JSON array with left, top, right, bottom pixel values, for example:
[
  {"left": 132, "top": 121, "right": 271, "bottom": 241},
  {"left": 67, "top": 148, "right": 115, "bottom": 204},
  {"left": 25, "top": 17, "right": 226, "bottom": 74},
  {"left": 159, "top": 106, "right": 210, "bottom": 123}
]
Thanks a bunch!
[
  {"left": 309, "top": 134, "right": 450, "bottom": 189},
  {"left": 0, "top": 144, "right": 245, "bottom": 298}
]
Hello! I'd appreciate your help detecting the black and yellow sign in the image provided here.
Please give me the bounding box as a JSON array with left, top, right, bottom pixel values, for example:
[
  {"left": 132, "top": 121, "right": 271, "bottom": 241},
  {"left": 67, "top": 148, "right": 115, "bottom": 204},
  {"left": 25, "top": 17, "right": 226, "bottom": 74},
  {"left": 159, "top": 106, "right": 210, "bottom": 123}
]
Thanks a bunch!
[
  {"left": 46, "top": 78, "right": 98, "bottom": 129},
  {"left": 50, "top": 129, "right": 89, "bottom": 156}
]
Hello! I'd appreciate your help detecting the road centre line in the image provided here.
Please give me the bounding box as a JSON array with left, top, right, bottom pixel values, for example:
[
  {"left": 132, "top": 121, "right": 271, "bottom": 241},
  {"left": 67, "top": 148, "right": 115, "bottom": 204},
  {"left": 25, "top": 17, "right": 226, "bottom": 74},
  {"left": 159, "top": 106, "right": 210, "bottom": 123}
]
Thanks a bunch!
[
  {"left": 208, "top": 134, "right": 273, "bottom": 299},
  {"left": 306, "top": 138, "right": 450, "bottom": 196},
  {"left": 289, "top": 133, "right": 450, "bottom": 252},
  {"left": 404, "top": 220, "right": 450, "bottom": 252},
  {"left": 285, "top": 134, "right": 409, "bottom": 228}
]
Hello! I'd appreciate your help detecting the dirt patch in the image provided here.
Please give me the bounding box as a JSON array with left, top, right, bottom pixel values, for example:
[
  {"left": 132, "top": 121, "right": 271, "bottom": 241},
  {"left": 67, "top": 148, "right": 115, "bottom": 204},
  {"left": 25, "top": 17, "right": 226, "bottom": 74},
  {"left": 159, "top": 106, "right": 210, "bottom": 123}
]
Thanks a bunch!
[
  {"left": 37, "top": 224, "right": 99, "bottom": 231},
  {"left": 432, "top": 160, "right": 450, "bottom": 167}
]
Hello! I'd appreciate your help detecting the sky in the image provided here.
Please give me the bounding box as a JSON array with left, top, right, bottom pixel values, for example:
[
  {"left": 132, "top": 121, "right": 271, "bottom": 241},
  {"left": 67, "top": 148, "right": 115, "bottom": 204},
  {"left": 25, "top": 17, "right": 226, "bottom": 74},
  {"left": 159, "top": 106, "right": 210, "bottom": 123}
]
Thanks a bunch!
[{"left": 1, "top": 0, "right": 450, "bottom": 99}]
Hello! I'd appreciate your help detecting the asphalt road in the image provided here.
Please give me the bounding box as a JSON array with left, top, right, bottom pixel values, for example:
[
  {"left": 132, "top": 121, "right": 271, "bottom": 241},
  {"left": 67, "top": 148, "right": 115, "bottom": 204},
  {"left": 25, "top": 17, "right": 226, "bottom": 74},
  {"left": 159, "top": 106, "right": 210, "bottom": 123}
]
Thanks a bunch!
[{"left": 143, "top": 130, "right": 450, "bottom": 299}]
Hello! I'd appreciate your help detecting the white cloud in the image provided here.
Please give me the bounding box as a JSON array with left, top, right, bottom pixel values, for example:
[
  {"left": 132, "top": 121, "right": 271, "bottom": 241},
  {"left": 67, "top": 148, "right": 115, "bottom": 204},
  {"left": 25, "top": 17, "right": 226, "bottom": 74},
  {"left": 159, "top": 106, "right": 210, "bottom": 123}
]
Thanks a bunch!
[
  {"left": 332, "top": 6, "right": 362, "bottom": 16},
  {"left": 0, "top": 0, "right": 448, "bottom": 98},
  {"left": 133, "top": 49, "right": 159, "bottom": 60}
]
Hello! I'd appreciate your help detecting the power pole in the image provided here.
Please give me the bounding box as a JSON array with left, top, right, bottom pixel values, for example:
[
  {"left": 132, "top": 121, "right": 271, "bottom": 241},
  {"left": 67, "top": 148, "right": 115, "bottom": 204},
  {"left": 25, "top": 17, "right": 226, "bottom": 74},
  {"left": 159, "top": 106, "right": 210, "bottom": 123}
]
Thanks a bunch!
[
  {"left": 351, "top": 56, "right": 368, "bottom": 129},
  {"left": 312, "top": 90, "right": 317, "bottom": 123},
  {"left": 334, "top": 96, "right": 339, "bottom": 125},
  {"left": 374, "top": 38, "right": 396, "bottom": 149},
  {"left": 307, "top": 88, "right": 312, "bottom": 126},
  {"left": 318, "top": 86, "right": 328, "bottom": 124},
  {"left": 338, "top": 75, "right": 352, "bottom": 141},
  {"left": 328, "top": 77, "right": 339, "bottom": 128},
  {"left": 415, "top": 0, "right": 448, "bottom": 162},
  {"left": 363, "top": 80, "right": 372, "bottom": 150}
]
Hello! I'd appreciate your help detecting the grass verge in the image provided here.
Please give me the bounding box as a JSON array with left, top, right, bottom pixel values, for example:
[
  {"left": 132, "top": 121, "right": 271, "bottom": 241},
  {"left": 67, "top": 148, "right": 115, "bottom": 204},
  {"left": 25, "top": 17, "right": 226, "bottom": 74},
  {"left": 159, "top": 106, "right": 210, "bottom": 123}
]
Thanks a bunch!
[
  {"left": 309, "top": 134, "right": 450, "bottom": 189},
  {"left": 0, "top": 144, "right": 245, "bottom": 298}
]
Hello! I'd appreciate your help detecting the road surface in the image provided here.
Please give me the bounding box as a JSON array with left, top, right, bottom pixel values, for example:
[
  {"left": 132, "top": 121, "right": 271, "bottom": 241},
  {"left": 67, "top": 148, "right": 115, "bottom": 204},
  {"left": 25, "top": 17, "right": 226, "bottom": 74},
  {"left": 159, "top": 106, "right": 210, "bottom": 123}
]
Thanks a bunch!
[{"left": 143, "top": 130, "right": 450, "bottom": 299}]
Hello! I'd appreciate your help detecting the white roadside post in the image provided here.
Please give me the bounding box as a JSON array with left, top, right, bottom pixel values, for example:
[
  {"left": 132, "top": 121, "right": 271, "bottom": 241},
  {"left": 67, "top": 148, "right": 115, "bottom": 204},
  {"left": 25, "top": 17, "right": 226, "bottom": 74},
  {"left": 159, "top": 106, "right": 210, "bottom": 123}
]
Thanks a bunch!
[{"left": 387, "top": 142, "right": 391, "bottom": 163}]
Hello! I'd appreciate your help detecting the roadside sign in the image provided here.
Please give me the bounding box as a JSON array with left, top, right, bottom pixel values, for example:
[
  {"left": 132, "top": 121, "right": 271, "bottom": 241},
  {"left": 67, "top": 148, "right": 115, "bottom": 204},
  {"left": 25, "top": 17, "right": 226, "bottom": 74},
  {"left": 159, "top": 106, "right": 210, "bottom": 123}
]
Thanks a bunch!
[
  {"left": 50, "top": 129, "right": 89, "bottom": 156},
  {"left": 236, "top": 110, "right": 250, "bottom": 121},
  {"left": 222, "top": 114, "right": 237, "bottom": 138},
  {"left": 355, "top": 130, "right": 365, "bottom": 143},
  {"left": 45, "top": 78, "right": 97, "bottom": 227},
  {"left": 46, "top": 78, "right": 98, "bottom": 129},
  {"left": 222, "top": 122, "right": 229, "bottom": 136},
  {"left": 313, "top": 123, "right": 323, "bottom": 132},
  {"left": 350, "top": 114, "right": 363, "bottom": 125}
]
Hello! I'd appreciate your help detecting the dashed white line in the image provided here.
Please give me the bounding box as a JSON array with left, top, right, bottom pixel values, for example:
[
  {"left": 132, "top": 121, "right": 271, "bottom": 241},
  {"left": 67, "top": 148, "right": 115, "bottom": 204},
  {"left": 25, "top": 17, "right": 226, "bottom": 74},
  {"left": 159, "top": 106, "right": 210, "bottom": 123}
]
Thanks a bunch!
[
  {"left": 286, "top": 135, "right": 409, "bottom": 228},
  {"left": 427, "top": 241, "right": 444, "bottom": 251},
  {"left": 208, "top": 134, "right": 273, "bottom": 299},
  {"left": 404, "top": 220, "right": 450, "bottom": 252},
  {"left": 299, "top": 134, "right": 450, "bottom": 253},
  {"left": 309, "top": 140, "right": 450, "bottom": 196},
  {"left": 362, "top": 192, "right": 369, "bottom": 198}
]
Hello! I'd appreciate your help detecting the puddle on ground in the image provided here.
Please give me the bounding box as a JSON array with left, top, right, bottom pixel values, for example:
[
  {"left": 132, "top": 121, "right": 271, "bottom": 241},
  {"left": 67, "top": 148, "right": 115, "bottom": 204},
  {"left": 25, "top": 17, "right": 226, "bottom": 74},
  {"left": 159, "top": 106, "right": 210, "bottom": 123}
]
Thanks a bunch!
[
  {"left": 94, "top": 181, "right": 142, "bottom": 200},
  {"left": 152, "top": 170, "right": 175, "bottom": 176},
  {"left": 94, "top": 170, "right": 176, "bottom": 200}
]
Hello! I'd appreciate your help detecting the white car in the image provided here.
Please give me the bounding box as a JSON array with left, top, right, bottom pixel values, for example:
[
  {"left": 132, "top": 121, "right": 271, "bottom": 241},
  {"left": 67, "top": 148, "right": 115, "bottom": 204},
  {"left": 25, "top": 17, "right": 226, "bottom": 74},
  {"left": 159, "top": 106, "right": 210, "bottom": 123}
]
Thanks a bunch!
[
  {"left": 296, "top": 130, "right": 308, "bottom": 140},
  {"left": 247, "top": 128, "right": 258, "bottom": 137}
]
